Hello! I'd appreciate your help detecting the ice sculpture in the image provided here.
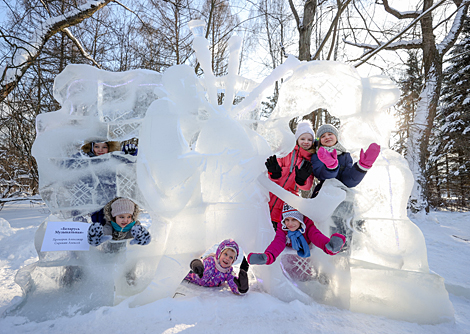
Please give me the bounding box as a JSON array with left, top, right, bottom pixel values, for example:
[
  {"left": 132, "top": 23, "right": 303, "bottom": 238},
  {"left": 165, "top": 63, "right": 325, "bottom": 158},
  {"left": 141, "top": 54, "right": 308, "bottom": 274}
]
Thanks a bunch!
[{"left": 12, "top": 19, "right": 452, "bottom": 324}]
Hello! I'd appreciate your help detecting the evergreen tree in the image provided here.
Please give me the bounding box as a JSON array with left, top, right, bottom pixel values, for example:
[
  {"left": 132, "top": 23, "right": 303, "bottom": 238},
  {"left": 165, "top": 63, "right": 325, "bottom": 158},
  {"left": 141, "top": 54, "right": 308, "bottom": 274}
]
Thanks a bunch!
[
  {"left": 392, "top": 51, "right": 423, "bottom": 156},
  {"left": 429, "top": 17, "right": 470, "bottom": 210}
]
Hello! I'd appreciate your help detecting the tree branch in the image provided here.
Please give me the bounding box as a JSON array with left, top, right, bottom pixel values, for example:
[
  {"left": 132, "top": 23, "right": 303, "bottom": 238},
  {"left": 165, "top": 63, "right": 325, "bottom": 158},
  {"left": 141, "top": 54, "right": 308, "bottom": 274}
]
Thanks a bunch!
[
  {"left": 313, "top": 0, "right": 352, "bottom": 60},
  {"left": 288, "top": 0, "right": 301, "bottom": 29},
  {"left": 380, "top": 0, "right": 421, "bottom": 19},
  {"left": 62, "top": 28, "right": 102, "bottom": 68},
  {"left": 0, "top": 0, "right": 114, "bottom": 103},
  {"left": 354, "top": 0, "right": 447, "bottom": 67},
  {"left": 437, "top": 0, "right": 470, "bottom": 55}
]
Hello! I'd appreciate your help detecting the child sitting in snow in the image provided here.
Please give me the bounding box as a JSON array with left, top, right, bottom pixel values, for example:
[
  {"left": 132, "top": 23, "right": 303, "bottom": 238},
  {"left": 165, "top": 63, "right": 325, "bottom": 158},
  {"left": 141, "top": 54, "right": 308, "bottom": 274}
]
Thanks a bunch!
[
  {"left": 311, "top": 124, "right": 380, "bottom": 251},
  {"left": 87, "top": 197, "right": 151, "bottom": 248},
  {"left": 185, "top": 239, "right": 249, "bottom": 295},
  {"left": 247, "top": 204, "right": 345, "bottom": 265}
]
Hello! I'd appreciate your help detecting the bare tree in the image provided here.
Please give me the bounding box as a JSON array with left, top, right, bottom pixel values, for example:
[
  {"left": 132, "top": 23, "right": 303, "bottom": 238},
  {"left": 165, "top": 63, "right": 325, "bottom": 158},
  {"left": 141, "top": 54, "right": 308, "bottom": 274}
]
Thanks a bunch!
[
  {"left": 347, "top": 0, "right": 469, "bottom": 212},
  {"left": 0, "top": 0, "right": 115, "bottom": 103}
]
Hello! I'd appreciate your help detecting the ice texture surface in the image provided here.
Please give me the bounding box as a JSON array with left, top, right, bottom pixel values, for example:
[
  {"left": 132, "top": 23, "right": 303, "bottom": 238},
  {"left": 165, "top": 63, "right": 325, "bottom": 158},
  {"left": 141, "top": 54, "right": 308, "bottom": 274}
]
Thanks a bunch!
[{"left": 24, "top": 22, "right": 453, "bottom": 324}]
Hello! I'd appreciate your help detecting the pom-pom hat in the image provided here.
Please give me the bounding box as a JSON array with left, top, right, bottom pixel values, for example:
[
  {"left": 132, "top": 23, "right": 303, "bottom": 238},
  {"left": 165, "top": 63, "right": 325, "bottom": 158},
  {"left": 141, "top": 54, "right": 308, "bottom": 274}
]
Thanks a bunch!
[{"left": 281, "top": 204, "right": 306, "bottom": 232}]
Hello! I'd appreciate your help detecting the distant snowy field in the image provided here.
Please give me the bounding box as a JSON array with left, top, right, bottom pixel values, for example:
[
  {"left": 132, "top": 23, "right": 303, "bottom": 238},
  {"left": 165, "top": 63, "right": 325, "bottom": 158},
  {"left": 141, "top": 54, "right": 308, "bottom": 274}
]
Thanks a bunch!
[{"left": 0, "top": 200, "right": 469, "bottom": 334}]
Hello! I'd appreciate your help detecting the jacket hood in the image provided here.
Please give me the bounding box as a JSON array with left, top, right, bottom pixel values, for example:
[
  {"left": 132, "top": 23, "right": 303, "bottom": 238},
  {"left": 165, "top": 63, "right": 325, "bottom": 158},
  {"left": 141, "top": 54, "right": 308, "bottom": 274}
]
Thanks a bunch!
[
  {"left": 216, "top": 239, "right": 239, "bottom": 261},
  {"left": 81, "top": 140, "right": 121, "bottom": 156},
  {"left": 103, "top": 197, "right": 140, "bottom": 222}
]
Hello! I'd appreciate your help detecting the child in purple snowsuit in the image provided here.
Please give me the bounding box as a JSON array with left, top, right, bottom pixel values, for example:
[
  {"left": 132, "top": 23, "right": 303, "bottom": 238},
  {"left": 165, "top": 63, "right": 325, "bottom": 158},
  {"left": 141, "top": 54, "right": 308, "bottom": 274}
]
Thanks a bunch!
[{"left": 184, "top": 239, "right": 249, "bottom": 295}]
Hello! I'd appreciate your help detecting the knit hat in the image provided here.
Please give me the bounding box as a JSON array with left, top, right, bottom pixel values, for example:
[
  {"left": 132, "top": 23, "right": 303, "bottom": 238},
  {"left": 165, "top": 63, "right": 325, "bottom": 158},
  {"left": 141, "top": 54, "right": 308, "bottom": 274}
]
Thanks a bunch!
[
  {"left": 216, "top": 239, "right": 239, "bottom": 261},
  {"left": 316, "top": 124, "right": 339, "bottom": 142},
  {"left": 111, "top": 198, "right": 135, "bottom": 217},
  {"left": 281, "top": 204, "right": 304, "bottom": 229},
  {"left": 295, "top": 121, "right": 315, "bottom": 141}
]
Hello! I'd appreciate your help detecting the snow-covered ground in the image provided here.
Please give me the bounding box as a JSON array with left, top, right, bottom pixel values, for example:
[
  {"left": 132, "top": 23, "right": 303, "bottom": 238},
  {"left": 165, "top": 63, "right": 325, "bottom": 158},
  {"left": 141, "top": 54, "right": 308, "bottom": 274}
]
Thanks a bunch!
[{"left": 0, "top": 199, "right": 469, "bottom": 334}]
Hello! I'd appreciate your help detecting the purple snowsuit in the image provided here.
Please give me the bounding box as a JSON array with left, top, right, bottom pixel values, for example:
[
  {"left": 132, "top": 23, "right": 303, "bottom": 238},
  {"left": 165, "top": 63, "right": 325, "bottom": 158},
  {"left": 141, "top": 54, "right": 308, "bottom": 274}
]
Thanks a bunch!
[{"left": 184, "top": 239, "right": 241, "bottom": 295}]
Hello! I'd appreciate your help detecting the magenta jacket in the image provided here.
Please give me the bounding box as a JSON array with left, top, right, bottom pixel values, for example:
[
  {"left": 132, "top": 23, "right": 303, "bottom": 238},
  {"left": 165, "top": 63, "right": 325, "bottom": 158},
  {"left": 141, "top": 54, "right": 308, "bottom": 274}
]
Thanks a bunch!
[
  {"left": 268, "top": 146, "right": 314, "bottom": 223},
  {"left": 264, "top": 216, "right": 330, "bottom": 264}
]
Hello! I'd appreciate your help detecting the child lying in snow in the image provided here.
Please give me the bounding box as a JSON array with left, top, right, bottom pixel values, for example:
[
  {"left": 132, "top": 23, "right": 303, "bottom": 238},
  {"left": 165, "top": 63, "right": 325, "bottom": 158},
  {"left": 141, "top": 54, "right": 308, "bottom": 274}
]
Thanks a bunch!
[{"left": 184, "top": 239, "right": 249, "bottom": 295}]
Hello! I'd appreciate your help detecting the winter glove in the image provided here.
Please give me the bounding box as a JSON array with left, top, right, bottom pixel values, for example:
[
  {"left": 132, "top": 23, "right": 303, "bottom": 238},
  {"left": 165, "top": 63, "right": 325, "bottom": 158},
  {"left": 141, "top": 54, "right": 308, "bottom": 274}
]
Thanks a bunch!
[
  {"left": 247, "top": 253, "right": 267, "bottom": 265},
  {"left": 247, "top": 252, "right": 275, "bottom": 265},
  {"left": 130, "top": 224, "right": 151, "bottom": 245},
  {"left": 295, "top": 160, "right": 313, "bottom": 186},
  {"left": 190, "top": 259, "right": 205, "bottom": 278},
  {"left": 265, "top": 155, "right": 282, "bottom": 179},
  {"left": 87, "top": 222, "right": 112, "bottom": 246},
  {"left": 240, "top": 256, "right": 250, "bottom": 272},
  {"left": 358, "top": 143, "right": 380, "bottom": 170},
  {"left": 325, "top": 233, "right": 346, "bottom": 255},
  {"left": 234, "top": 269, "right": 249, "bottom": 294},
  {"left": 122, "top": 143, "right": 138, "bottom": 156},
  {"left": 317, "top": 147, "right": 338, "bottom": 169}
]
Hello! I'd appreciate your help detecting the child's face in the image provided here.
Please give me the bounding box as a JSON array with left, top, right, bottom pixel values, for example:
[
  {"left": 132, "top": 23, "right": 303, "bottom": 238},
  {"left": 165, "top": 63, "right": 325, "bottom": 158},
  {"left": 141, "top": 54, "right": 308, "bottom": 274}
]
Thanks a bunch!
[
  {"left": 320, "top": 132, "right": 337, "bottom": 147},
  {"left": 219, "top": 249, "right": 236, "bottom": 268},
  {"left": 284, "top": 217, "right": 301, "bottom": 232},
  {"left": 114, "top": 213, "right": 133, "bottom": 228},
  {"left": 93, "top": 142, "right": 109, "bottom": 155},
  {"left": 297, "top": 133, "right": 313, "bottom": 150}
]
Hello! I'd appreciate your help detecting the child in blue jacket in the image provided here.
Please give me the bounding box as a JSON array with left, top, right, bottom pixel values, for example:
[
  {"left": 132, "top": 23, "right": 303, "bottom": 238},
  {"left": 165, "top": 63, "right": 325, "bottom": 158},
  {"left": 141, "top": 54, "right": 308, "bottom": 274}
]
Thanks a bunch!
[{"left": 311, "top": 124, "right": 380, "bottom": 251}]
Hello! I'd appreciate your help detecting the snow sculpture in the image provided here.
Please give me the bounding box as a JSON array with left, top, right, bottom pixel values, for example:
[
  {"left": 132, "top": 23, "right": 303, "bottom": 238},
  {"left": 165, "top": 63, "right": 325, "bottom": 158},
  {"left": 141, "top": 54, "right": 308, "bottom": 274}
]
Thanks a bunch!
[{"left": 18, "top": 19, "right": 452, "bottom": 324}]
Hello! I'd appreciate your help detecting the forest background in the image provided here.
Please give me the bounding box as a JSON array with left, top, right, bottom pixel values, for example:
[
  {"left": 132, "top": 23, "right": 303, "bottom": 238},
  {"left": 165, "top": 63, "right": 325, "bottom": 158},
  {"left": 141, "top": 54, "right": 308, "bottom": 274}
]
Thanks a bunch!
[{"left": 0, "top": 0, "right": 469, "bottom": 212}]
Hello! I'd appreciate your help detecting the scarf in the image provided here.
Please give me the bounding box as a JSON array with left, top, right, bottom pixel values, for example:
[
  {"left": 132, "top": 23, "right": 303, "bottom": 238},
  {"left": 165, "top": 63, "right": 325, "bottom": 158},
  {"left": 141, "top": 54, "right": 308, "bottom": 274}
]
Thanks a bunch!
[
  {"left": 322, "top": 142, "right": 347, "bottom": 155},
  {"left": 287, "top": 230, "right": 311, "bottom": 258},
  {"left": 111, "top": 220, "right": 136, "bottom": 233}
]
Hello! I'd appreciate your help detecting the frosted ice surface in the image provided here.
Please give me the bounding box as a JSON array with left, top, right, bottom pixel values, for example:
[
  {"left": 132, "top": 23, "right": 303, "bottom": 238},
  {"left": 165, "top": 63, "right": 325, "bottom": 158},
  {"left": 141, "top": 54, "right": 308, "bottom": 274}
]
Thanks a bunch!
[{"left": 25, "top": 21, "right": 453, "bottom": 323}]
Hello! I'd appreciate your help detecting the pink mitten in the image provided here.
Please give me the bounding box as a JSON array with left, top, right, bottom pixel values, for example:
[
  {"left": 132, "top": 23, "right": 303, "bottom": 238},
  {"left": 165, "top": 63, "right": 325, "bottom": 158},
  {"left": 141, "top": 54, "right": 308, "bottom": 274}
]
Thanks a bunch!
[
  {"left": 359, "top": 143, "right": 380, "bottom": 170},
  {"left": 317, "top": 147, "right": 338, "bottom": 169}
]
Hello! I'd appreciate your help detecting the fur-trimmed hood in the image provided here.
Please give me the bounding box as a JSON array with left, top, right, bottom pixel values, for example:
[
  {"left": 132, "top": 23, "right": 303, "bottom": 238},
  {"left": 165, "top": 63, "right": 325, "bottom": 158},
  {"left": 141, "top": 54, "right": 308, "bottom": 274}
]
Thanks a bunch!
[
  {"left": 81, "top": 140, "right": 121, "bottom": 157},
  {"left": 103, "top": 197, "right": 140, "bottom": 222}
]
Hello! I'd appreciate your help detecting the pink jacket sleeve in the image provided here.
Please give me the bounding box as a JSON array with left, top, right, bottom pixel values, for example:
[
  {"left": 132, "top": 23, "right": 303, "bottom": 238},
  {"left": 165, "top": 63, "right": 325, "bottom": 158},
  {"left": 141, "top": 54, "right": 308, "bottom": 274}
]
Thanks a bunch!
[
  {"left": 304, "top": 217, "right": 330, "bottom": 252},
  {"left": 264, "top": 225, "right": 288, "bottom": 261}
]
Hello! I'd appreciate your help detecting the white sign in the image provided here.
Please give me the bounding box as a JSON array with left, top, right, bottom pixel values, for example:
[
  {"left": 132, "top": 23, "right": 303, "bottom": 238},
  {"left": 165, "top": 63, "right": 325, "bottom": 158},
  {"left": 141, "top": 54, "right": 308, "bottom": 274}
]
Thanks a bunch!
[{"left": 41, "top": 221, "right": 90, "bottom": 252}]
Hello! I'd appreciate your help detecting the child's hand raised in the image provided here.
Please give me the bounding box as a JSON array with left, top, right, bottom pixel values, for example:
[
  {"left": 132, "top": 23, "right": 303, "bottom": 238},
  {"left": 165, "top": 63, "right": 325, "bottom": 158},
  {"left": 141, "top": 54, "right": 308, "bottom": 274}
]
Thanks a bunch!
[
  {"left": 130, "top": 224, "right": 151, "bottom": 245},
  {"left": 234, "top": 269, "right": 249, "bottom": 294},
  {"left": 247, "top": 252, "right": 274, "bottom": 265},
  {"left": 190, "top": 259, "right": 205, "bottom": 278},
  {"left": 359, "top": 143, "right": 380, "bottom": 170},
  {"left": 295, "top": 160, "right": 312, "bottom": 185},
  {"left": 325, "top": 233, "right": 346, "bottom": 255},
  {"left": 265, "top": 155, "right": 282, "bottom": 179},
  {"left": 87, "top": 222, "right": 112, "bottom": 246},
  {"left": 317, "top": 147, "right": 338, "bottom": 169}
]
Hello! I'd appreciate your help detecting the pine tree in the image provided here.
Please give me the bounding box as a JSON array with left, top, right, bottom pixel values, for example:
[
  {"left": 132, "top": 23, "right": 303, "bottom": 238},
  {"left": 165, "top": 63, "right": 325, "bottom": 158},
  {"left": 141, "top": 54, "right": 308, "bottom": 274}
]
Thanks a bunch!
[
  {"left": 429, "top": 18, "right": 470, "bottom": 210},
  {"left": 392, "top": 51, "right": 423, "bottom": 156}
]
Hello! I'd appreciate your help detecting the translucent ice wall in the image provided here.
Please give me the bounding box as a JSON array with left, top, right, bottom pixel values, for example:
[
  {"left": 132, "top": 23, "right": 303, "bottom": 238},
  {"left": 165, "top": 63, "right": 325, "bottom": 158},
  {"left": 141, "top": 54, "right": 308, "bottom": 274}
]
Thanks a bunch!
[
  {"left": 30, "top": 19, "right": 453, "bottom": 323},
  {"left": 256, "top": 61, "right": 453, "bottom": 323}
]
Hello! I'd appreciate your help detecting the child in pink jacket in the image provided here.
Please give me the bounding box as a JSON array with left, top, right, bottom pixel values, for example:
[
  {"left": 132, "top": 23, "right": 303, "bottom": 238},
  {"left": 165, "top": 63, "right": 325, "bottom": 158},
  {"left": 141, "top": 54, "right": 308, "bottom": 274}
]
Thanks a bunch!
[
  {"left": 265, "top": 121, "right": 316, "bottom": 230},
  {"left": 247, "top": 204, "right": 345, "bottom": 265}
]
